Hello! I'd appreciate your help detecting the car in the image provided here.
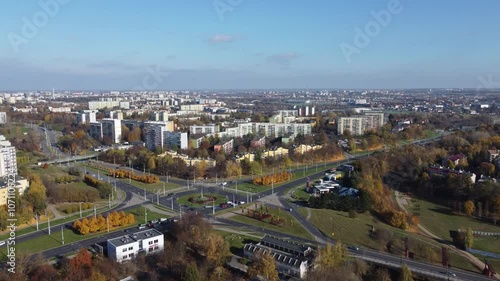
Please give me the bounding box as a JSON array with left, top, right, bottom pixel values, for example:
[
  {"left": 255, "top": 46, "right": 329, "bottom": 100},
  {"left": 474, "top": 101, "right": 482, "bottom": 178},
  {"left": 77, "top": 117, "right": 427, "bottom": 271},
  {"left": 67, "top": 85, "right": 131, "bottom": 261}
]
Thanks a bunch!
[
  {"left": 137, "top": 224, "right": 146, "bottom": 229},
  {"left": 150, "top": 220, "right": 159, "bottom": 224},
  {"left": 147, "top": 223, "right": 155, "bottom": 228},
  {"left": 159, "top": 218, "right": 168, "bottom": 222},
  {"left": 220, "top": 203, "right": 228, "bottom": 209},
  {"left": 448, "top": 272, "right": 456, "bottom": 277},
  {"left": 239, "top": 201, "right": 246, "bottom": 205},
  {"left": 220, "top": 182, "right": 227, "bottom": 186},
  {"left": 0, "top": 241, "right": 5, "bottom": 246},
  {"left": 347, "top": 246, "right": 359, "bottom": 251},
  {"left": 167, "top": 193, "right": 174, "bottom": 197}
]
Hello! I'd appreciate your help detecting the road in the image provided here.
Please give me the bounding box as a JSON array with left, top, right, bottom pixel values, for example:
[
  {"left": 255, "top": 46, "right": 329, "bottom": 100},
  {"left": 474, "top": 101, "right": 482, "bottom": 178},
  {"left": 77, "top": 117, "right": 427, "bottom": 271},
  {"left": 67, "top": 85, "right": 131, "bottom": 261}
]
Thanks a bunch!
[{"left": 21, "top": 130, "right": 497, "bottom": 280}]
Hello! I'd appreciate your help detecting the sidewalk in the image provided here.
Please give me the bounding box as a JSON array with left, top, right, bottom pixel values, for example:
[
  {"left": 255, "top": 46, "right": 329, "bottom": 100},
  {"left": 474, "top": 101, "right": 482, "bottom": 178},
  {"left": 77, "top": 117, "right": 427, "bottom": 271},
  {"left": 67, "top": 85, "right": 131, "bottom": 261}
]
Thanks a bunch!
[{"left": 394, "top": 191, "right": 499, "bottom": 279}]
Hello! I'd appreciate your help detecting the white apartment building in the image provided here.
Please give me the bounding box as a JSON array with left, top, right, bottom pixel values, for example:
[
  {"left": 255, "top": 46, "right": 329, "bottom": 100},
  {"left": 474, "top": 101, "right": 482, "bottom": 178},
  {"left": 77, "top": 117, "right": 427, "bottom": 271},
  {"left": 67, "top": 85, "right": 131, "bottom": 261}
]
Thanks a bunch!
[
  {"left": 0, "top": 136, "right": 17, "bottom": 177},
  {"left": 337, "top": 112, "right": 385, "bottom": 135},
  {"left": 76, "top": 110, "right": 97, "bottom": 124},
  {"left": 217, "top": 122, "right": 311, "bottom": 139},
  {"left": 88, "top": 101, "right": 130, "bottom": 110},
  {"left": 101, "top": 119, "right": 122, "bottom": 144},
  {"left": 0, "top": 112, "right": 7, "bottom": 124},
  {"left": 189, "top": 124, "right": 219, "bottom": 135},
  {"left": 107, "top": 229, "right": 164, "bottom": 263},
  {"left": 48, "top": 107, "right": 71, "bottom": 113},
  {"left": 150, "top": 111, "right": 169, "bottom": 122}
]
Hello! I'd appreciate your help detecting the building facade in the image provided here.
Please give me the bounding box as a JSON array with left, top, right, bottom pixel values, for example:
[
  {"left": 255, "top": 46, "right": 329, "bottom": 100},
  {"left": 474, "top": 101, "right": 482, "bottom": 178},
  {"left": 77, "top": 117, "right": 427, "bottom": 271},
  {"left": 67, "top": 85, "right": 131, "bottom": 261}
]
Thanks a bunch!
[
  {"left": 337, "top": 112, "right": 385, "bottom": 135},
  {"left": 107, "top": 229, "right": 164, "bottom": 263},
  {"left": 0, "top": 136, "right": 17, "bottom": 177},
  {"left": 101, "top": 119, "right": 122, "bottom": 144}
]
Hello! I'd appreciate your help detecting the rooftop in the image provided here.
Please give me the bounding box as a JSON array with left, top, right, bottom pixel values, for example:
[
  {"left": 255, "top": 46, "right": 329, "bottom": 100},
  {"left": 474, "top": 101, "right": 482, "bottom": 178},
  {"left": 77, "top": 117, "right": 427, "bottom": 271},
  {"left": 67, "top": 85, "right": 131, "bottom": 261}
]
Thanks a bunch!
[
  {"left": 108, "top": 228, "right": 163, "bottom": 248},
  {"left": 260, "top": 235, "right": 311, "bottom": 256}
]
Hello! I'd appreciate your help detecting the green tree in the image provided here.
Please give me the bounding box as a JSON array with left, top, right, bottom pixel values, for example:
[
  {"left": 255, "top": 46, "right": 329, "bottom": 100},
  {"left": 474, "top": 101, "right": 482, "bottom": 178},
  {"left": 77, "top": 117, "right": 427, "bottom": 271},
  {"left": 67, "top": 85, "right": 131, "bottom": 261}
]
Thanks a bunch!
[
  {"left": 182, "top": 262, "right": 201, "bottom": 281},
  {"left": 465, "top": 227, "right": 474, "bottom": 249},
  {"left": 400, "top": 264, "right": 414, "bottom": 281}
]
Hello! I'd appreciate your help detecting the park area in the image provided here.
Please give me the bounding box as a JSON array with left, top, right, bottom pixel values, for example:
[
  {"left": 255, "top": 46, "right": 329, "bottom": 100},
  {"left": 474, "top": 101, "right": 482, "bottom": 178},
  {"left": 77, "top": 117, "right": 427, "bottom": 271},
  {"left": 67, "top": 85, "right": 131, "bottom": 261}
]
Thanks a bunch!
[
  {"left": 300, "top": 207, "right": 481, "bottom": 273},
  {"left": 227, "top": 205, "right": 313, "bottom": 240}
]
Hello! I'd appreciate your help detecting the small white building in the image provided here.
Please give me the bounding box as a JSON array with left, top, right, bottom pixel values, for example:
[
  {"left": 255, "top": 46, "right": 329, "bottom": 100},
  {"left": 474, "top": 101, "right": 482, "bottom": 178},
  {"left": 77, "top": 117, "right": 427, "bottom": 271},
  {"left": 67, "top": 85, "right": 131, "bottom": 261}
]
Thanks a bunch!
[{"left": 107, "top": 228, "right": 164, "bottom": 263}]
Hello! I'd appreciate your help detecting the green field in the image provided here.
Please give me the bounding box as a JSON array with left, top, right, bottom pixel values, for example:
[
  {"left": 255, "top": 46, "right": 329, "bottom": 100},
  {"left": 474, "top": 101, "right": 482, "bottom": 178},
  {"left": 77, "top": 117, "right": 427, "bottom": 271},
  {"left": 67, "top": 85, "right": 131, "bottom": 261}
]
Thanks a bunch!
[
  {"left": 409, "top": 198, "right": 500, "bottom": 254},
  {"left": 291, "top": 187, "right": 311, "bottom": 202},
  {"left": 0, "top": 188, "right": 124, "bottom": 241},
  {"left": 301, "top": 207, "right": 479, "bottom": 273},
  {"left": 228, "top": 206, "right": 313, "bottom": 240},
  {"left": 0, "top": 206, "right": 165, "bottom": 257}
]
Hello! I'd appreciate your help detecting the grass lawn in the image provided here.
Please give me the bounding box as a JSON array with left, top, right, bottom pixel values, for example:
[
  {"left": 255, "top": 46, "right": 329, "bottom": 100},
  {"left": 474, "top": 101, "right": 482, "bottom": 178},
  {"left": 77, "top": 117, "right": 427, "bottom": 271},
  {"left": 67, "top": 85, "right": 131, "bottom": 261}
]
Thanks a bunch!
[
  {"left": 291, "top": 187, "right": 311, "bottom": 203},
  {"left": 0, "top": 189, "right": 126, "bottom": 241},
  {"left": 228, "top": 206, "right": 313, "bottom": 240},
  {"left": 0, "top": 206, "right": 166, "bottom": 257},
  {"left": 213, "top": 229, "right": 262, "bottom": 255},
  {"left": 84, "top": 165, "right": 179, "bottom": 192},
  {"left": 408, "top": 198, "right": 500, "bottom": 254},
  {"left": 473, "top": 236, "right": 500, "bottom": 255},
  {"left": 177, "top": 193, "right": 229, "bottom": 207},
  {"left": 301, "top": 207, "right": 479, "bottom": 273}
]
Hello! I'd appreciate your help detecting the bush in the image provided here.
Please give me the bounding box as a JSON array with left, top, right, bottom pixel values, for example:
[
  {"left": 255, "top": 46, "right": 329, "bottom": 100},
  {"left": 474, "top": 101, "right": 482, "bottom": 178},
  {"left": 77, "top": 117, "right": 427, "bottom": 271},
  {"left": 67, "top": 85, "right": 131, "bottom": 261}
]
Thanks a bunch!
[{"left": 349, "top": 210, "right": 358, "bottom": 218}]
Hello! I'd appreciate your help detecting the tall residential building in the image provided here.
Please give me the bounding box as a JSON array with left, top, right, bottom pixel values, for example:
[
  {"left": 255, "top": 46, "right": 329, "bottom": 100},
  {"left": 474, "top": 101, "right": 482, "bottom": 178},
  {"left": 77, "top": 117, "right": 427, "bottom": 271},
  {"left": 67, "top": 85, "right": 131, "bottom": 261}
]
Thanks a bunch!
[
  {"left": 0, "top": 177, "right": 28, "bottom": 206},
  {"left": 0, "top": 112, "right": 7, "bottom": 124},
  {"left": 0, "top": 136, "right": 17, "bottom": 177},
  {"left": 88, "top": 101, "right": 130, "bottom": 110},
  {"left": 337, "top": 112, "right": 385, "bottom": 135},
  {"left": 143, "top": 121, "right": 175, "bottom": 150},
  {"left": 76, "top": 110, "right": 97, "bottom": 124},
  {"left": 101, "top": 119, "right": 122, "bottom": 144},
  {"left": 150, "top": 111, "right": 169, "bottom": 122},
  {"left": 89, "top": 122, "right": 103, "bottom": 140},
  {"left": 163, "top": 131, "right": 188, "bottom": 150}
]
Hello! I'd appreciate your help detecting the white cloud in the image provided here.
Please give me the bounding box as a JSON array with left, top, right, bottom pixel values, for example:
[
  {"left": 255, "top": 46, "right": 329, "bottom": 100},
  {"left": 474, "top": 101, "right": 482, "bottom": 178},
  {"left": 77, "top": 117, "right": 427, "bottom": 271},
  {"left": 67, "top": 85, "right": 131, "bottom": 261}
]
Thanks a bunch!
[{"left": 208, "top": 34, "right": 235, "bottom": 43}]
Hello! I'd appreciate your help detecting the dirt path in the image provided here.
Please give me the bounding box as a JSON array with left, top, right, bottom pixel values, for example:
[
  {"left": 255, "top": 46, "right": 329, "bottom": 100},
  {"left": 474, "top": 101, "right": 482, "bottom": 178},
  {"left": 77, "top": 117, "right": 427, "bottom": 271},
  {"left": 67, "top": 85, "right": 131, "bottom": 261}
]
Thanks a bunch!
[
  {"left": 47, "top": 204, "right": 63, "bottom": 220},
  {"left": 394, "top": 191, "right": 499, "bottom": 279}
]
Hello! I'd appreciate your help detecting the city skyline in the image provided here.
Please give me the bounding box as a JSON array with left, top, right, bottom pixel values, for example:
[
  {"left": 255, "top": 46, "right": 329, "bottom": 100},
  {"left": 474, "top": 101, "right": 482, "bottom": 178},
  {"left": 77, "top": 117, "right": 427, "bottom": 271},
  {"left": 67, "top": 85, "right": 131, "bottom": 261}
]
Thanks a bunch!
[{"left": 1, "top": 0, "right": 499, "bottom": 90}]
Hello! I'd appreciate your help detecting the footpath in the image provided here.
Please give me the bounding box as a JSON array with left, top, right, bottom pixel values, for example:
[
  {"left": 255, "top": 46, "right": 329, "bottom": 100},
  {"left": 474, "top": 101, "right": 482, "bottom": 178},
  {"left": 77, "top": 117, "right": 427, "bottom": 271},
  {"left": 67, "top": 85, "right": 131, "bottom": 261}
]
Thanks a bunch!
[{"left": 395, "top": 191, "right": 499, "bottom": 279}]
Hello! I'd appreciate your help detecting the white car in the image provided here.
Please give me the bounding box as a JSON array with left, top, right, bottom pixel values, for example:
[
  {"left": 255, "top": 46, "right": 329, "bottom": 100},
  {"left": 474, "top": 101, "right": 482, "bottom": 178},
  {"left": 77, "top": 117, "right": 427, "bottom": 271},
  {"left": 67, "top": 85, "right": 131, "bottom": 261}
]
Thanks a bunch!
[{"left": 0, "top": 241, "right": 5, "bottom": 246}]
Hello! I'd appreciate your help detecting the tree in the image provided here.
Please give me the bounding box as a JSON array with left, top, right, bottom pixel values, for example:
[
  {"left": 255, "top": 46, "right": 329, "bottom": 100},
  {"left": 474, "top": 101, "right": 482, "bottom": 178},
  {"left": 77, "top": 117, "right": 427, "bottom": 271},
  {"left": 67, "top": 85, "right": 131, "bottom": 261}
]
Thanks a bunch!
[
  {"left": 464, "top": 200, "right": 475, "bottom": 217},
  {"left": 205, "top": 234, "right": 231, "bottom": 267},
  {"left": 208, "top": 266, "right": 232, "bottom": 281},
  {"left": 146, "top": 156, "right": 156, "bottom": 171},
  {"left": 400, "top": 264, "right": 414, "bottom": 281},
  {"left": 316, "top": 242, "right": 347, "bottom": 269},
  {"left": 248, "top": 250, "right": 279, "bottom": 281},
  {"left": 26, "top": 175, "right": 47, "bottom": 213},
  {"left": 70, "top": 248, "right": 92, "bottom": 269},
  {"left": 128, "top": 127, "right": 142, "bottom": 142},
  {"left": 182, "top": 262, "right": 201, "bottom": 281},
  {"left": 373, "top": 268, "right": 392, "bottom": 281},
  {"left": 465, "top": 227, "right": 474, "bottom": 249}
]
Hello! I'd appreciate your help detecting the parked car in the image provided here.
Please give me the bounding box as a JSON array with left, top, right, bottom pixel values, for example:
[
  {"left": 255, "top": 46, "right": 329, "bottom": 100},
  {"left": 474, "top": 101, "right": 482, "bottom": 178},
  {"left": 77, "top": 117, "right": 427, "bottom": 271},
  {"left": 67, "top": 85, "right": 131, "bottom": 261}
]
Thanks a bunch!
[
  {"left": 150, "top": 220, "right": 159, "bottom": 224},
  {"left": 0, "top": 241, "right": 5, "bottom": 246},
  {"left": 137, "top": 224, "right": 146, "bottom": 230},
  {"left": 159, "top": 218, "right": 168, "bottom": 222},
  {"left": 220, "top": 203, "right": 228, "bottom": 209}
]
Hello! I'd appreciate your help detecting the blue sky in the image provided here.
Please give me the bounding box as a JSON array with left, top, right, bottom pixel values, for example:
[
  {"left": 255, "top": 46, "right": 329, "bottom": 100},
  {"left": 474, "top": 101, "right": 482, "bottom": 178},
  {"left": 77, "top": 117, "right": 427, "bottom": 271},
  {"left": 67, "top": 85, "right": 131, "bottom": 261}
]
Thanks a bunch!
[{"left": 1, "top": 0, "right": 499, "bottom": 90}]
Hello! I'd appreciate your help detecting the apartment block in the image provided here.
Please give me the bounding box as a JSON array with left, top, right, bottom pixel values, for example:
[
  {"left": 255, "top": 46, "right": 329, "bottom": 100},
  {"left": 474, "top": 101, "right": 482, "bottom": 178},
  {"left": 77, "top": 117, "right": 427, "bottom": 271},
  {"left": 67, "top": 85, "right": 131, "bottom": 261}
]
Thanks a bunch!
[
  {"left": 337, "top": 112, "right": 385, "bottom": 135},
  {"left": 0, "top": 112, "right": 7, "bottom": 124},
  {"left": 89, "top": 122, "right": 103, "bottom": 140},
  {"left": 76, "top": 110, "right": 97, "bottom": 124},
  {"left": 189, "top": 124, "right": 219, "bottom": 135},
  {"left": 101, "top": 119, "right": 122, "bottom": 144},
  {"left": 0, "top": 136, "right": 17, "bottom": 177}
]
